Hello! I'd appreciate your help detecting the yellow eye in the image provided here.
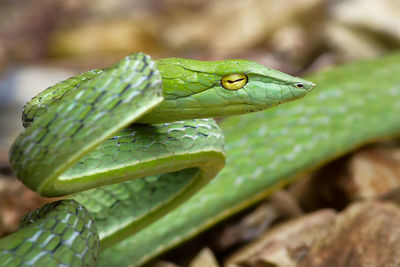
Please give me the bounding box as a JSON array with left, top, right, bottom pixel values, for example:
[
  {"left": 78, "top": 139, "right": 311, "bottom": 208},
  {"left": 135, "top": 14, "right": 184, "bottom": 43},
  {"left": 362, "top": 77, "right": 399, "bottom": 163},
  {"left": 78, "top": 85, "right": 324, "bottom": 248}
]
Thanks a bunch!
[{"left": 221, "top": 73, "right": 248, "bottom": 90}]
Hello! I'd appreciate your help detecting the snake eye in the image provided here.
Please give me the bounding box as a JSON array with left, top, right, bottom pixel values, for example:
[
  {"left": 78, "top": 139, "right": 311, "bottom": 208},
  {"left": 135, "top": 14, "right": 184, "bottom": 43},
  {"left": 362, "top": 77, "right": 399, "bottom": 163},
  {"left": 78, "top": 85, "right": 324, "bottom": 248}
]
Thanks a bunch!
[
  {"left": 295, "top": 83, "right": 304, "bottom": 88},
  {"left": 221, "top": 73, "right": 248, "bottom": 90}
]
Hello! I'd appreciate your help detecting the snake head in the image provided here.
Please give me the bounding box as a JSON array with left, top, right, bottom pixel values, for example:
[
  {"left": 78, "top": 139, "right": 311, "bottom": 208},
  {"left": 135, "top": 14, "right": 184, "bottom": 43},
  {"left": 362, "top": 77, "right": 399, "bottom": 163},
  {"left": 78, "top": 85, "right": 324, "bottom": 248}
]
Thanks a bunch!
[
  {"left": 138, "top": 58, "right": 315, "bottom": 123},
  {"left": 214, "top": 59, "right": 315, "bottom": 111}
]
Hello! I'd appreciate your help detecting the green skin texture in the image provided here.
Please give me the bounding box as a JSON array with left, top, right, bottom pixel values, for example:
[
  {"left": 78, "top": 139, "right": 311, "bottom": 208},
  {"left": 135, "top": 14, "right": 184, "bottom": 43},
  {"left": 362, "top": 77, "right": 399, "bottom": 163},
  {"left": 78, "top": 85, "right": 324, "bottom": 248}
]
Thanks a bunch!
[
  {"left": 2, "top": 52, "right": 400, "bottom": 267},
  {"left": 98, "top": 53, "right": 400, "bottom": 266},
  {"left": 0, "top": 53, "right": 314, "bottom": 267}
]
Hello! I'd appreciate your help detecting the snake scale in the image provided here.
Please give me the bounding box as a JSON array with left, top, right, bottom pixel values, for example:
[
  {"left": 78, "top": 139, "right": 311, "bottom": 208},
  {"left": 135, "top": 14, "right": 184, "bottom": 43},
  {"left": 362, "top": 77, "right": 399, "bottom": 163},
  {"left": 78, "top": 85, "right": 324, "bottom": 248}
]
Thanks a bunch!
[{"left": 1, "top": 51, "right": 400, "bottom": 266}]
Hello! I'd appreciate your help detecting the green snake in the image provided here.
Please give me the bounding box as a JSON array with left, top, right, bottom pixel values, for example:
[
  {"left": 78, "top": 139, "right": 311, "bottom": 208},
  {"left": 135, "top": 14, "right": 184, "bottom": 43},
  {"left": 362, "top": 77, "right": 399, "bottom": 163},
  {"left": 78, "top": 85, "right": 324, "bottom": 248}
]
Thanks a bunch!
[{"left": 1, "top": 51, "right": 399, "bottom": 266}]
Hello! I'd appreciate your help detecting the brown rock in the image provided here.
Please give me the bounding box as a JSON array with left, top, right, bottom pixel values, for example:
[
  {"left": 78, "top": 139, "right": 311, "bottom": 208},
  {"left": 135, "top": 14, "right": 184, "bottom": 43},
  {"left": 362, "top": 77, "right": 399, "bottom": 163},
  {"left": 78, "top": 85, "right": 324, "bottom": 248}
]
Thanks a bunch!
[
  {"left": 225, "top": 209, "right": 336, "bottom": 267},
  {"left": 190, "top": 247, "right": 220, "bottom": 267},
  {"left": 292, "top": 144, "right": 400, "bottom": 211},
  {"left": 299, "top": 201, "right": 400, "bottom": 267}
]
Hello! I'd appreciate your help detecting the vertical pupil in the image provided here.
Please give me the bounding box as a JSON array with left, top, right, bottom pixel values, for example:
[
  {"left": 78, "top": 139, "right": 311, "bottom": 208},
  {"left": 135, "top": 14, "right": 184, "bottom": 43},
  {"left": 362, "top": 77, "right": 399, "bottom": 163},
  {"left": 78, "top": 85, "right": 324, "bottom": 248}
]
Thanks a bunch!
[{"left": 228, "top": 78, "right": 244, "bottom": 84}]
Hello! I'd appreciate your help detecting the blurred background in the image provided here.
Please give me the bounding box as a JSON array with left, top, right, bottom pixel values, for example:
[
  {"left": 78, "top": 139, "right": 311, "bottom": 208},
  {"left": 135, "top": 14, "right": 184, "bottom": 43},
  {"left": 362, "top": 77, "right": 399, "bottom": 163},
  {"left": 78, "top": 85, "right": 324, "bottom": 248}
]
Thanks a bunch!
[{"left": 0, "top": 0, "right": 399, "bottom": 265}]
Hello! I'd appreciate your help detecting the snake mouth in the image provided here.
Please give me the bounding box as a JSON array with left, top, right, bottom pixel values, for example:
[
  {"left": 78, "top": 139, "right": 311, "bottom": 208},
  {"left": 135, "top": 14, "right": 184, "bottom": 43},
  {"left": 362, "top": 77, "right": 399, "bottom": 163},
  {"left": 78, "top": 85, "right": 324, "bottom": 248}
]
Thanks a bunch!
[{"left": 309, "top": 82, "right": 317, "bottom": 91}]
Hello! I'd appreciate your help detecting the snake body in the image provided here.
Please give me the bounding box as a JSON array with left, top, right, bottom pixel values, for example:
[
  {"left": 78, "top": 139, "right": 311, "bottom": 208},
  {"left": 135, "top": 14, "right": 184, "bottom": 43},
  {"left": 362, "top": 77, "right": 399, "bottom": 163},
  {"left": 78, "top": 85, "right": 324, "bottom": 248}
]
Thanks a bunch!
[
  {"left": 101, "top": 53, "right": 400, "bottom": 266},
  {"left": 2, "top": 52, "right": 400, "bottom": 267},
  {"left": 0, "top": 53, "right": 315, "bottom": 266}
]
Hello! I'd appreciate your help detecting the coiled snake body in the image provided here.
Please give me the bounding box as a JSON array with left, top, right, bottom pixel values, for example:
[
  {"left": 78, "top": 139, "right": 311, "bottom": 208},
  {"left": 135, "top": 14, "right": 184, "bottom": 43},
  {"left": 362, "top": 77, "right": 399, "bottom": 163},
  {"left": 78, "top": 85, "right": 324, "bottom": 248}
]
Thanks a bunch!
[{"left": 1, "top": 52, "right": 400, "bottom": 266}]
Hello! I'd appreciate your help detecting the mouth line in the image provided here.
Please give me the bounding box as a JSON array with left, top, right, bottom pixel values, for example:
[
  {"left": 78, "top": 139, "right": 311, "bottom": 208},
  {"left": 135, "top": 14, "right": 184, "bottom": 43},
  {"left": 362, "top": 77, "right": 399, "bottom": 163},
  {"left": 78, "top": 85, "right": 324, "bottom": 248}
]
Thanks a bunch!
[{"left": 311, "top": 83, "right": 316, "bottom": 89}]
